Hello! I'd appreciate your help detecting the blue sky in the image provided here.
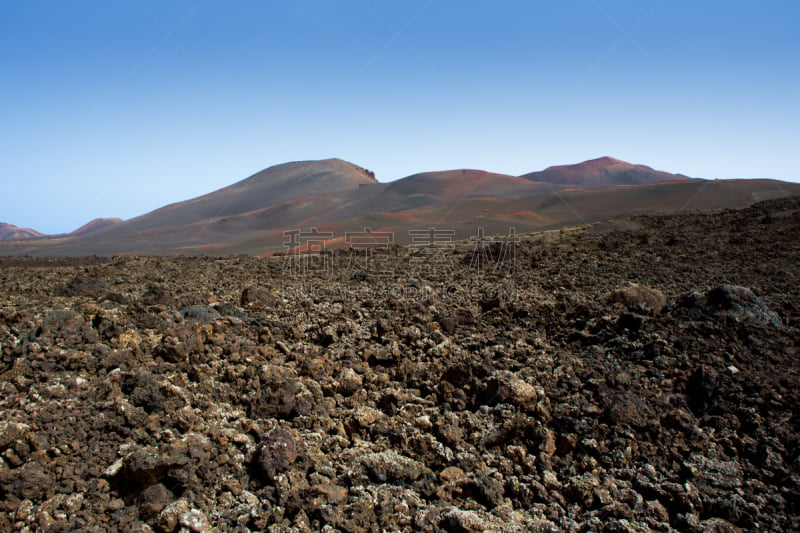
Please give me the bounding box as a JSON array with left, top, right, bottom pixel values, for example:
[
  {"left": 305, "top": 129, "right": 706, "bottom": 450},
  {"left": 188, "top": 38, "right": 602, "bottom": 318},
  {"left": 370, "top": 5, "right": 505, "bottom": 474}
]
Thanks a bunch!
[{"left": 1, "top": 1, "right": 798, "bottom": 234}]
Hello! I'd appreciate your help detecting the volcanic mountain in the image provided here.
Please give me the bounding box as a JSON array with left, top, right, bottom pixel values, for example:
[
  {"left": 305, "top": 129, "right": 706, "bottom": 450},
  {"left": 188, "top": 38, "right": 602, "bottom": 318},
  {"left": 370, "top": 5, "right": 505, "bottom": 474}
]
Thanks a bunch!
[
  {"left": 69, "top": 218, "right": 123, "bottom": 237},
  {"left": 521, "top": 156, "right": 694, "bottom": 186},
  {"left": 0, "top": 223, "right": 43, "bottom": 240},
  {"left": 123, "top": 158, "right": 379, "bottom": 232},
  {"left": 0, "top": 157, "right": 797, "bottom": 256}
]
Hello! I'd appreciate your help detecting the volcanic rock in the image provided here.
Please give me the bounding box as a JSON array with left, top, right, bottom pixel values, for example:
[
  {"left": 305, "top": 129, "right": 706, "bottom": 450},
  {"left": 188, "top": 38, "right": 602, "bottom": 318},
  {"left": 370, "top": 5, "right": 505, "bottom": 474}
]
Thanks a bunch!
[
  {"left": 605, "top": 283, "right": 666, "bottom": 313},
  {"left": 360, "top": 450, "right": 430, "bottom": 483},
  {"left": 685, "top": 284, "right": 784, "bottom": 329},
  {"left": 0, "top": 196, "right": 799, "bottom": 531},
  {"left": 255, "top": 428, "right": 297, "bottom": 481}
]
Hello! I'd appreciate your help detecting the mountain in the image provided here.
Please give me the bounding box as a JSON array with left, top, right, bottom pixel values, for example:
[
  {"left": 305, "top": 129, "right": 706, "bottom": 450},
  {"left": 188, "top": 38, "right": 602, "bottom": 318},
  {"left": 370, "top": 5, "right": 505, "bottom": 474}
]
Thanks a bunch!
[
  {"left": 0, "top": 223, "right": 43, "bottom": 240},
  {"left": 382, "top": 170, "right": 533, "bottom": 199},
  {"left": 69, "top": 218, "right": 123, "bottom": 237},
  {"left": 521, "top": 156, "right": 694, "bottom": 186},
  {"left": 122, "top": 158, "right": 379, "bottom": 232},
  {"left": 0, "top": 157, "right": 797, "bottom": 257},
  {"left": 0, "top": 159, "right": 381, "bottom": 256}
]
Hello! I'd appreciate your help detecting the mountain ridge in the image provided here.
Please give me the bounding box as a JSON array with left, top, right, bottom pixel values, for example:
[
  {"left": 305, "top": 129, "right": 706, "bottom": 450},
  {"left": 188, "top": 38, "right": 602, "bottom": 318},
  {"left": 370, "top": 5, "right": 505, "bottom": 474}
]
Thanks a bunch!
[
  {"left": 69, "top": 218, "right": 123, "bottom": 237},
  {"left": 1, "top": 156, "right": 797, "bottom": 255},
  {"left": 521, "top": 156, "right": 694, "bottom": 186},
  {"left": 0, "top": 222, "right": 44, "bottom": 240}
]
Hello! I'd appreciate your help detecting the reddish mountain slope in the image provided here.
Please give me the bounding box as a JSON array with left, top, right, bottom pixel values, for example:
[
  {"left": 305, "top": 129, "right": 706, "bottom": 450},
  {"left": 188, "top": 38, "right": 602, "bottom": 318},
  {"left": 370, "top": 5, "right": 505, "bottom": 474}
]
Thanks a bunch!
[
  {"left": 383, "top": 170, "right": 533, "bottom": 199},
  {"left": 521, "top": 156, "right": 694, "bottom": 186},
  {"left": 0, "top": 158, "right": 797, "bottom": 257},
  {"left": 123, "top": 158, "right": 379, "bottom": 232},
  {"left": 0, "top": 223, "right": 43, "bottom": 240},
  {"left": 69, "top": 218, "right": 123, "bottom": 237}
]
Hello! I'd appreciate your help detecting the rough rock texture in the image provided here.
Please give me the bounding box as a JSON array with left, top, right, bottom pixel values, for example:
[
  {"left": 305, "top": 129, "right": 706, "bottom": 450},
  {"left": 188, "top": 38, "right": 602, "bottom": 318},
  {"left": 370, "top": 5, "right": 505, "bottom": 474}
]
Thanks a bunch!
[
  {"left": 605, "top": 284, "right": 667, "bottom": 313},
  {"left": 1, "top": 196, "right": 799, "bottom": 531}
]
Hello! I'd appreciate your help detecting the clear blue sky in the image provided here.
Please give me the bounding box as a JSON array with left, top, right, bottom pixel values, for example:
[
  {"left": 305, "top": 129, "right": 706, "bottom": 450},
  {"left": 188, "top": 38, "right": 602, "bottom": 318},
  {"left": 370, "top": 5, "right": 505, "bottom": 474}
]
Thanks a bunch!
[{"left": 1, "top": 1, "right": 798, "bottom": 234}]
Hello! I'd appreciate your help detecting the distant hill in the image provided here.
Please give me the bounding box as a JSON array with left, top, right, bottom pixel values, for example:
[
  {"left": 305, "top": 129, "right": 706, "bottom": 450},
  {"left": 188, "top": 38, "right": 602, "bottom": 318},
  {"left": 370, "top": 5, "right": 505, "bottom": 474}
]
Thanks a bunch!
[
  {"left": 122, "top": 158, "right": 379, "bottom": 233},
  {"left": 69, "top": 218, "right": 123, "bottom": 237},
  {"left": 382, "top": 170, "right": 532, "bottom": 199},
  {"left": 0, "top": 223, "right": 43, "bottom": 240},
  {"left": 1, "top": 157, "right": 797, "bottom": 256},
  {"left": 521, "top": 156, "right": 694, "bottom": 186}
]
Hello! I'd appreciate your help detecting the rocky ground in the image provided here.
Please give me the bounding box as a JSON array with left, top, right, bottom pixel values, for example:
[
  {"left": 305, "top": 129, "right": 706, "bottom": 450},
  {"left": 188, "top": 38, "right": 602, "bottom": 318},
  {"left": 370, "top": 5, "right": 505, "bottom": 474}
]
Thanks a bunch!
[{"left": 1, "top": 196, "right": 799, "bottom": 532}]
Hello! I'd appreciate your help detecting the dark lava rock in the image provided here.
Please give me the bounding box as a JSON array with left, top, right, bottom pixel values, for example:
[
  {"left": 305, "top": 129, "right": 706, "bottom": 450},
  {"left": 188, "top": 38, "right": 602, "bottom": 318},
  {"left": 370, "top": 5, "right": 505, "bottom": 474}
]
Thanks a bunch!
[
  {"left": 680, "top": 284, "right": 783, "bottom": 329},
  {"left": 179, "top": 305, "right": 221, "bottom": 323},
  {"left": 686, "top": 454, "right": 743, "bottom": 491},
  {"left": 256, "top": 428, "right": 297, "bottom": 481},
  {"left": 107, "top": 448, "right": 190, "bottom": 493},
  {"left": 605, "top": 284, "right": 666, "bottom": 313},
  {"left": 1, "top": 461, "right": 55, "bottom": 500},
  {"left": 249, "top": 373, "right": 316, "bottom": 420},
  {"left": 2, "top": 197, "right": 800, "bottom": 531},
  {"left": 141, "top": 284, "right": 172, "bottom": 306},
  {"left": 60, "top": 274, "right": 107, "bottom": 297},
  {"left": 686, "top": 364, "right": 720, "bottom": 412},
  {"left": 100, "top": 348, "right": 134, "bottom": 370},
  {"left": 240, "top": 286, "right": 273, "bottom": 307},
  {"left": 606, "top": 393, "right": 654, "bottom": 429},
  {"left": 461, "top": 470, "right": 505, "bottom": 509},
  {"left": 477, "top": 371, "right": 538, "bottom": 409},
  {"left": 616, "top": 311, "right": 644, "bottom": 332},
  {"left": 707, "top": 284, "right": 783, "bottom": 328},
  {"left": 154, "top": 326, "right": 200, "bottom": 364},
  {"left": 92, "top": 313, "right": 123, "bottom": 342},
  {"left": 137, "top": 482, "right": 174, "bottom": 518},
  {"left": 337, "top": 368, "right": 363, "bottom": 396},
  {"left": 30, "top": 309, "right": 84, "bottom": 343},
  {"left": 478, "top": 291, "right": 503, "bottom": 313}
]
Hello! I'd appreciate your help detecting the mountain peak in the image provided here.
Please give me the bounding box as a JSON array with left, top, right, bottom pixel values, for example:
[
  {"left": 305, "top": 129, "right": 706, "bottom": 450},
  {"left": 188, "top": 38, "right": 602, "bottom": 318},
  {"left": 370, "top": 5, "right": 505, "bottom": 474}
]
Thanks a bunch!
[
  {"left": 522, "top": 157, "right": 692, "bottom": 186},
  {"left": 330, "top": 158, "right": 379, "bottom": 183},
  {"left": 545, "top": 156, "right": 628, "bottom": 172},
  {"left": 583, "top": 156, "right": 626, "bottom": 166},
  {"left": 123, "top": 157, "right": 381, "bottom": 234},
  {"left": 237, "top": 158, "right": 379, "bottom": 189},
  {"left": 70, "top": 218, "right": 123, "bottom": 237},
  {"left": 0, "top": 222, "right": 43, "bottom": 240}
]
